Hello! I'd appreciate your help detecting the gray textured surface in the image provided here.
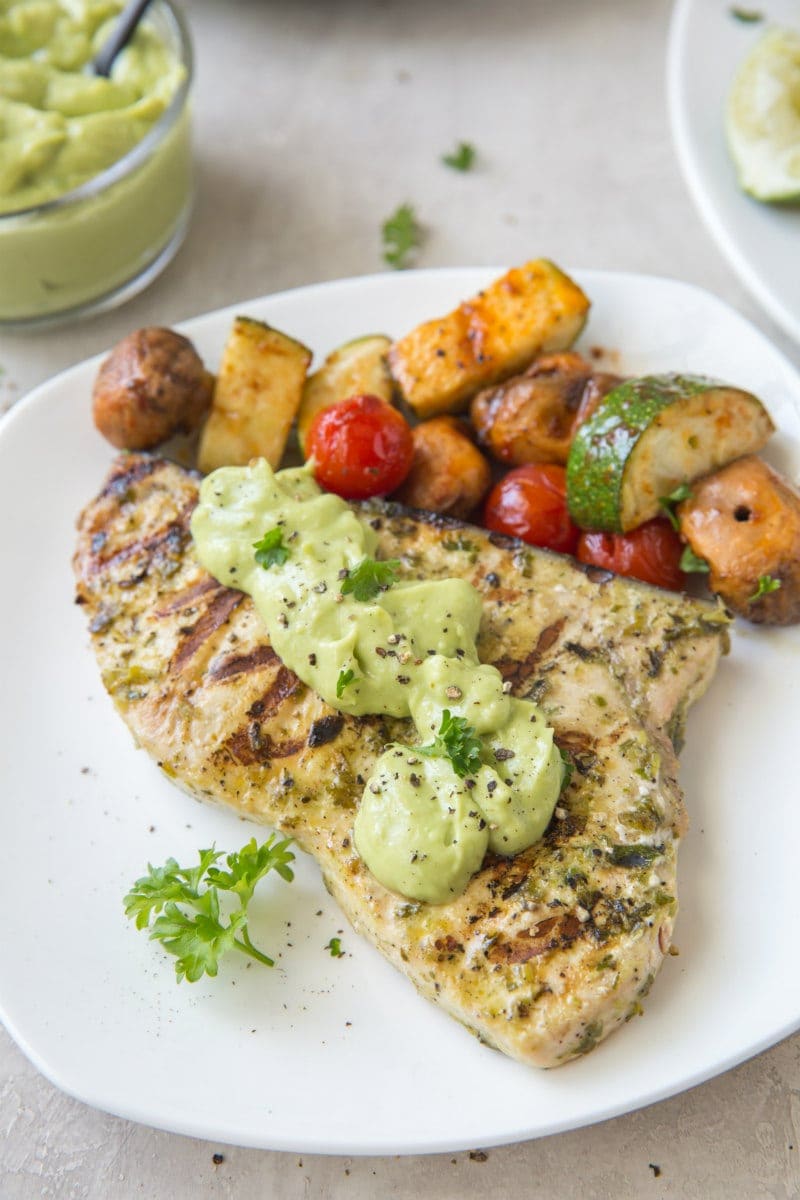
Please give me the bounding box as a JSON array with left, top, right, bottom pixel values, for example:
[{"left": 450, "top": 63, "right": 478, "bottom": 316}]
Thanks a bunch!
[{"left": 2, "top": 0, "right": 799, "bottom": 1195}]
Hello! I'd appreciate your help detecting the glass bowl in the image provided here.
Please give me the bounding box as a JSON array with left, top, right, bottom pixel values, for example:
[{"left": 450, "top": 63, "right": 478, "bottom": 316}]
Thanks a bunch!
[{"left": 0, "top": 0, "right": 194, "bottom": 329}]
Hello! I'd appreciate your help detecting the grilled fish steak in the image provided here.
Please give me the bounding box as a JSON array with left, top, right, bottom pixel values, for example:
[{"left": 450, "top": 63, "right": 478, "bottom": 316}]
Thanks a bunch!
[{"left": 74, "top": 455, "right": 729, "bottom": 1067}]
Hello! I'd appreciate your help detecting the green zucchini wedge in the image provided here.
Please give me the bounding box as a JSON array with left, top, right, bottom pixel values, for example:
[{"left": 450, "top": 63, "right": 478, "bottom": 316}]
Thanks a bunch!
[
  {"left": 566, "top": 373, "right": 775, "bottom": 532},
  {"left": 297, "top": 334, "right": 393, "bottom": 454}
]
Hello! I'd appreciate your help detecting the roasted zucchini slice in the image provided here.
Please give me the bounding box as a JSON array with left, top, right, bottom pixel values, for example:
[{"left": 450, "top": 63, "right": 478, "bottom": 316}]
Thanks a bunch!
[
  {"left": 388, "top": 259, "right": 590, "bottom": 419},
  {"left": 566, "top": 373, "right": 775, "bottom": 532},
  {"left": 198, "top": 317, "right": 312, "bottom": 473},
  {"left": 297, "top": 334, "right": 393, "bottom": 455}
]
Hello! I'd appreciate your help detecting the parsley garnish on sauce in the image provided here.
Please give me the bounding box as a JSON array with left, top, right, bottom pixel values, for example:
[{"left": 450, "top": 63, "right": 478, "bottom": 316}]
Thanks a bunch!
[
  {"left": 442, "top": 141, "right": 476, "bottom": 172},
  {"left": 326, "top": 937, "right": 345, "bottom": 957},
  {"left": 382, "top": 204, "right": 422, "bottom": 269},
  {"left": 253, "top": 528, "right": 289, "bottom": 569},
  {"left": 658, "top": 482, "right": 692, "bottom": 531},
  {"left": 418, "top": 709, "right": 483, "bottom": 778},
  {"left": 336, "top": 667, "right": 356, "bottom": 698},
  {"left": 340, "top": 557, "right": 400, "bottom": 602},
  {"left": 750, "top": 574, "right": 781, "bottom": 602},
  {"left": 123, "top": 837, "right": 295, "bottom": 983}
]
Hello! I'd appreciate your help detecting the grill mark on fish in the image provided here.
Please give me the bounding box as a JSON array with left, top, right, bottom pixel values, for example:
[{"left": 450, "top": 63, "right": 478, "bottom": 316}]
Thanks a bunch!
[
  {"left": 493, "top": 618, "right": 567, "bottom": 686},
  {"left": 170, "top": 588, "right": 243, "bottom": 672},
  {"left": 156, "top": 576, "right": 222, "bottom": 616},
  {"left": 88, "top": 508, "right": 193, "bottom": 578},
  {"left": 209, "top": 644, "right": 281, "bottom": 682},
  {"left": 220, "top": 722, "right": 306, "bottom": 766},
  {"left": 488, "top": 913, "right": 584, "bottom": 964}
]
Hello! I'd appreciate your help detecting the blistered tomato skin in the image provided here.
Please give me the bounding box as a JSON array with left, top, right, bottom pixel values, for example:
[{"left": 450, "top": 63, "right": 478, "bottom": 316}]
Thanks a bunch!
[
  {"left": 482, "top": 464, "right": 580, "bottom": 555},
  {"left": 306, "top": 394, "right": 414, "bottom": 500},
  {"left": 576, "top": 519, "right": 686, "bottom": 591}
]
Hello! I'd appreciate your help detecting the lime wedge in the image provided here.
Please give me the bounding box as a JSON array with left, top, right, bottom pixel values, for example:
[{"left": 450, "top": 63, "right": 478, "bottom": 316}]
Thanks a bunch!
[{"left": 726, "top": 27, "right": 800, "bottom": 202}]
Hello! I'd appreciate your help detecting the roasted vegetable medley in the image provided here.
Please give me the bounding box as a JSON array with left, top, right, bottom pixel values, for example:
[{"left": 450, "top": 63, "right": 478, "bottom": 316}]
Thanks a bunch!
[{"left": 90, "top": 259, "right": 800, "bottom": 625}]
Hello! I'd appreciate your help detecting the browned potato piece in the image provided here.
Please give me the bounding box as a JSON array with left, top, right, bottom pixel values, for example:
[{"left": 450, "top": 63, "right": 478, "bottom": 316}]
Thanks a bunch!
[
  {"left": 471, "top": 352, "right": 621, "bottom": 467},
  {"left": 392, "top": 416, "right": 492, "bottom": 518},
  {"left": 678, "top": 455, "right": 800, "bottom": 625},
  {"left": 93, "top": 328, "right": 213, "bottom": 451}
]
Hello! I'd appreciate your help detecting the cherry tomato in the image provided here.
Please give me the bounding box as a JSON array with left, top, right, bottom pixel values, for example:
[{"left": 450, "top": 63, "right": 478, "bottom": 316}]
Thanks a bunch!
[
  {"left": 576, "top": 519, "right": 686, "bottom": 590},
  {"left": 482, "top": 464, "right": 580, "bottom": 554},
  {"left": 306, "top": 394, "right": 414, "bottom": 500}
]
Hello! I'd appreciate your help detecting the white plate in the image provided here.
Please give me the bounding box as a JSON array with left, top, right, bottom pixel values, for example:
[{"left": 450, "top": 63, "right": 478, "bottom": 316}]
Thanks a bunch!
[
  {"left": 1, "top": 268, "right": 800, "bottom": 1156},
  {"left": 668, "top": 0, "right": 800, "bottom": 344}
]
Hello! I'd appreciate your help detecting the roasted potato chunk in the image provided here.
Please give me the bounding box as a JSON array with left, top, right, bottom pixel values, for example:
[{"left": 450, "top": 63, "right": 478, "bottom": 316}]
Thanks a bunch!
[
  {"left": 471, "top": 352, "right": 621, "bottom": 466},
  {"left": 678, "top": 455, "right": 800, "bottom": 624},
  {"left": 392, "top": 417, "right": 492, "bottom": 518},
  {"left": 198, "top": 317, "right": 312, "bottom": 473},
  {"left": 92, "top": 328, "right": 213, "bottom": 451},
  {"left": 388, "top": 260, "right": 590, "bottom": 419}
]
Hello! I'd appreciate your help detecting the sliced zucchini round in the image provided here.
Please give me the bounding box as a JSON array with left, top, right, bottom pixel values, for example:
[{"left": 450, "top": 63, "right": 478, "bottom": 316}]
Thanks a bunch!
[
  {"left": 297, "top": 334, "right": 393, "bottom": 454},
  {"left": 566, "top": 373, "right": 775, "bottom": 532}
]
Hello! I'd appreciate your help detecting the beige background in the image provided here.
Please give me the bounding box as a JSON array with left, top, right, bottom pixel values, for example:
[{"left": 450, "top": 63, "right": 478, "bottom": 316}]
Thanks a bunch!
[{"left": 1, "top": 0, "right": 799, "bottom": 1195}]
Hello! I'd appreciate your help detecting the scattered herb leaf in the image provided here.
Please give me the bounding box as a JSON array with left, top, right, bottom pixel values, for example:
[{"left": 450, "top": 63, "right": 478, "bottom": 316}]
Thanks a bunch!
[
  {"left": 730, "top": 6, "right": 763, "bottom": 21},
  {"left": 336, "top": 667, "right": 356, "bottom": 698},
  {"left": 749, "top": 573, "right": 781, "bottom": 602},
  {"left": 679, "top": 545, "right": 710, "bottom": 574},
  {"left": 658, "top": 482, "right": 692, "bottom": 531},
  {"left": 418, "top": 709, "right": 483, "bottom": 778},
  {"left": 442, "top": 141, "right": 476, "bottom": 172},
  {"left": 326, "top": 937, "right": 344, "bottom": 957},
  {"left": 124, "top": 836, "right": 295, "bottom": 982},
  {"left": 341, "top": 557, "right": 400, "bottom": 602},
  {"left": 253, "top": 528, "right": 289, "bottom": 569},
  {"left": 382, "top": 203, "right": 422, "bottom": 269}
]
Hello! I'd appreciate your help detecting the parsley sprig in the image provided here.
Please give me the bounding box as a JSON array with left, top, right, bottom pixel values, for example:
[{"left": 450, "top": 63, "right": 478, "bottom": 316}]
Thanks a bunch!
[
  {"left": 418, "top": 709, "right": 484, "bottom": 778},
  {"left": 124, "top": 836, "right": 295, "bottom": 982},
  {"left": 442, "top": 141, "right": 476, "bottom": 172},
  {"left": 253, "top": 528, "right": 289, "bottom": 569},
  {"left": 750, "top": 574, "right": 781, "bottom": 602},
  {"left": 382, "top": 203, "right": 422, "bottom": 270},
  {"left": 658, "top": 483, "right": 692, "bottom": 531},
  {"left": 341, "top": 557, "right": 400, "bottom": 602}
]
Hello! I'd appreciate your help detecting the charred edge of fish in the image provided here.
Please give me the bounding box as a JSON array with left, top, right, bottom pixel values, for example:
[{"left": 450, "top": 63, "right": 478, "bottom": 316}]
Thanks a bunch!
[
  {"left": 99, "top": 454, "right": 160, "bottom": 500},
  {"left": 307, "top": 714, "right": 345, "bottom": 748},
  {"left": 488, "top": 914, "right": 584, "bottom": 964},
  {"left": 493, "top": 618, "right": 567, "bottom": 686}
]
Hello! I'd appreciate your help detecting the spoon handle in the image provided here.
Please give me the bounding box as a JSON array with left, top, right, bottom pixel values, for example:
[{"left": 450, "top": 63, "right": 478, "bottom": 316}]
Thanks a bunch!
[{"left": 94, "top": 0, "right": 155, "bottom": 77}]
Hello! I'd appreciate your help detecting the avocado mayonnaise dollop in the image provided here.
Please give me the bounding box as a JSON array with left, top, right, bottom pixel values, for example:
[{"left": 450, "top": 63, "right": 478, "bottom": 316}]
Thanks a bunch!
[
  {"left": 0, "top": 0, "right": 185, "bottom": 214},
  {"left": 191, "top": 460, "right": 564, "bottom": 904}
]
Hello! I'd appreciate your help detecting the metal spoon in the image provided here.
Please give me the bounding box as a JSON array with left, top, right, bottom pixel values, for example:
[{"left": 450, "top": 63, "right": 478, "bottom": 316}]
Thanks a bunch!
[{"left": 93, "top": 0, "right": 155, "bottom": 77}]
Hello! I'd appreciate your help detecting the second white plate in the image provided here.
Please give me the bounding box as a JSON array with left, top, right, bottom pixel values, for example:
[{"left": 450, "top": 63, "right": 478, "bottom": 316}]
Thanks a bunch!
[{"left": 668, "top": 0, "right": 800, "bottom": 344}]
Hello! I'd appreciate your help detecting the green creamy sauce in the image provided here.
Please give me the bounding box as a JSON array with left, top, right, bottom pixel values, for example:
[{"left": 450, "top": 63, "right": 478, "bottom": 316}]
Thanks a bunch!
[
  {"left": 192, "top": 461, "right": 564, "bottom": 905},
  {"left": 0, "top": 0, "right": 185, "bottom": 214}
]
